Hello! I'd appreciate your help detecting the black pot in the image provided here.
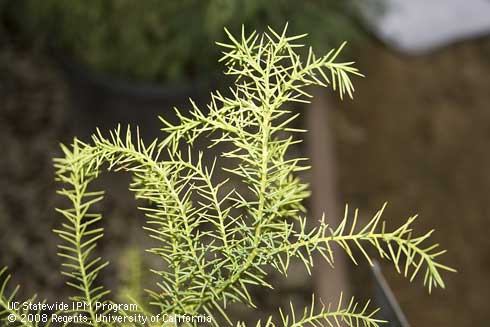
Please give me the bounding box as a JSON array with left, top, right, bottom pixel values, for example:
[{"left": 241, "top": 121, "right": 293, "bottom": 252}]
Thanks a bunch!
[{"left": 56, "top": 55, "right": 224, "bottom": 141}]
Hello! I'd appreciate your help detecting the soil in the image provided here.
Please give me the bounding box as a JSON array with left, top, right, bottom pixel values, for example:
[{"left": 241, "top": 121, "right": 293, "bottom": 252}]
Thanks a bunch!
[{"left": 0, "top": 44, "right": 69, "bottom": 300}]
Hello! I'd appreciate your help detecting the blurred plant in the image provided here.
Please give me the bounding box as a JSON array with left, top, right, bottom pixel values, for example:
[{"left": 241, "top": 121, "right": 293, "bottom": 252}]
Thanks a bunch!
[
  {"left": 8, "top": 0, "right": 368, "bottom": 82},
  {"left": 117, "top": 246, "right": 144, "bottom": 307},
  {"left": 0, "top": 26, "right": 453, "bottom": 327}
]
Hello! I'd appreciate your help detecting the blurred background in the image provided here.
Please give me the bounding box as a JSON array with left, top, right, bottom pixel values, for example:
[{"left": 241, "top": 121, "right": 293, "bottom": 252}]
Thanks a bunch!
[{"left": 0, "top": 0, "right": 489, "bottom": 326}]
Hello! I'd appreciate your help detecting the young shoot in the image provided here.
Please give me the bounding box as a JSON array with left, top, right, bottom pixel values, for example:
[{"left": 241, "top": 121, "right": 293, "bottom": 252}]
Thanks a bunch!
[{"left": 0, "top": 25, "right": 454, "bottom": 327}]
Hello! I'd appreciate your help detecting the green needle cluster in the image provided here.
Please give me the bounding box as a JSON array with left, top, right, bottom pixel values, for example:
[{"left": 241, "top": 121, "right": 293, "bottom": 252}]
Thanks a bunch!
[{"left": 0, "top": 25, "right": 454, "bottom": 327}]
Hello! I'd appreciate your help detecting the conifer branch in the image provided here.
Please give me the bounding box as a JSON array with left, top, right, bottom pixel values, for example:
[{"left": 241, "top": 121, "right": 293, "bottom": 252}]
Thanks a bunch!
[
  {"left": 265, "top": 204, "right": 456, "bottom": 293},
  {"left": 0, "top": 267, "right": 44, "bottom": 327},
  {"left": 237, "top": 294, "right": 384, "bottom": 327},
  {"left": 53, "top": 142, "right": 110, "bottom": 326},
  {"left": 0, "top": 25, "right": 454, "bottom": 327}
]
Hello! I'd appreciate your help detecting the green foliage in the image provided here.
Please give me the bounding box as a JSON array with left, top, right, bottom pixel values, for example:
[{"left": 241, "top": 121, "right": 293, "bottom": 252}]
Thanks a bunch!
[
  {"left": 0, "top": 26, "right": 454, "bottom": 326},
  {"left": 10, "top": 0, "right": 367, "bottom": 82},
  {"left": 0, "top": 268, "right": 42, "bottom": 327}
]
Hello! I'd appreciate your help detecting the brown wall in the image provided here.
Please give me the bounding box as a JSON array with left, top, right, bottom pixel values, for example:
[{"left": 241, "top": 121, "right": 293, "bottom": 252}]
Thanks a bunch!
[{"left": 333, "top": 37, "right": 490, "bottom": 327}]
